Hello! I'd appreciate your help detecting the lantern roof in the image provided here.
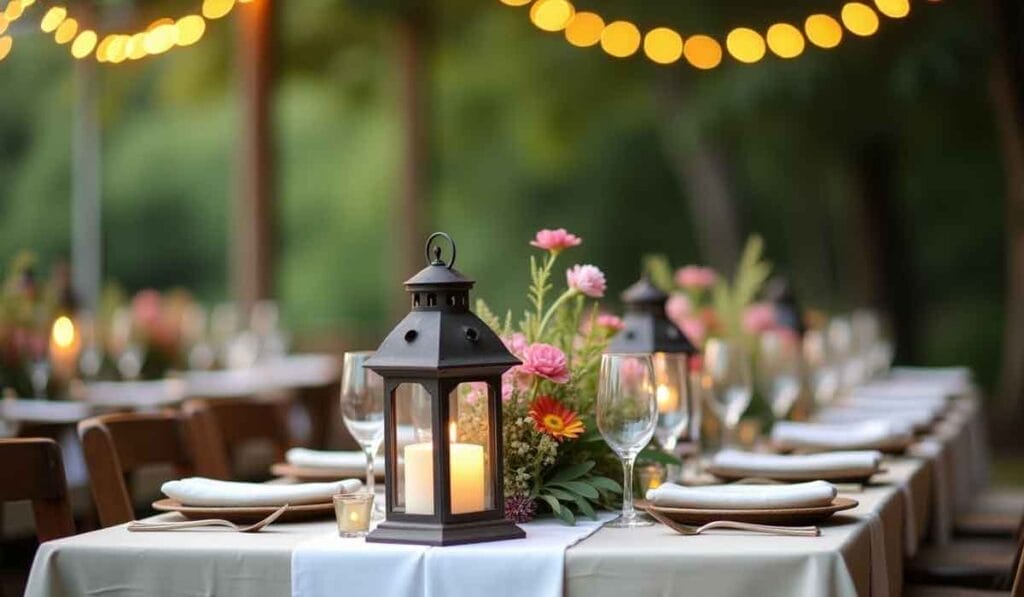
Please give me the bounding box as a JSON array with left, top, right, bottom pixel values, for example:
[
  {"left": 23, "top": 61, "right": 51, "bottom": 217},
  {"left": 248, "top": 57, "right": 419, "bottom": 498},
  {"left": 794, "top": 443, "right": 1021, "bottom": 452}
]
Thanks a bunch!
[
  {"left": 366, "top": 233, "right": 521, "bottom": 376},
  {"left": 609, "top": 275, "right": 698, "bottom": 355}
]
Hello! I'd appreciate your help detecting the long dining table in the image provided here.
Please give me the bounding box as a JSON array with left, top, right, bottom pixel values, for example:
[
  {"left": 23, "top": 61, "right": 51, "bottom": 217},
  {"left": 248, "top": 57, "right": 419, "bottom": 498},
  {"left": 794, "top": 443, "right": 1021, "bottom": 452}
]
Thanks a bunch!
[{"left": 23, "top": 388, "right": 989, "bottom": 597}]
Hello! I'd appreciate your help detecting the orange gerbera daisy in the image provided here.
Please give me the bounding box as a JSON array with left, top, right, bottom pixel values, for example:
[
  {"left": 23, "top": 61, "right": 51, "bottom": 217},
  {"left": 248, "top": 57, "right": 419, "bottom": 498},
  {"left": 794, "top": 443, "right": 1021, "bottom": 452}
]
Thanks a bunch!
[{"left": 529, "top": 395, "right": 585, "bottom": 441}]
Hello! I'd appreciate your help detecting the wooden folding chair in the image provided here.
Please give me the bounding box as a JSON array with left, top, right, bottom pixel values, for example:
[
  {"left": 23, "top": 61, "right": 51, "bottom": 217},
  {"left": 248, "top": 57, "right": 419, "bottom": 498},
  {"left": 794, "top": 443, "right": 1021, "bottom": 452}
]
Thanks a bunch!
[
  {"left": 78, "top": 411, "right": 197, "bottom": 527},
  {"left": 0, "top": 438, "right": 75, "bottom": 542},
  {"left": 182, "top": 398, "right": 291, "bottom": 481}
]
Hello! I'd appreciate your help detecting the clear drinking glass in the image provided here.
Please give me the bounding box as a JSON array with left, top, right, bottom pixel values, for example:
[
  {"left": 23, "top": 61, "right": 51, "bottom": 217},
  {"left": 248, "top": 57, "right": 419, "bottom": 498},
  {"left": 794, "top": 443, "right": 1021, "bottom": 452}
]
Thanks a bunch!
[
  {"left": 652, "top": 352, "right": 690, "bottom": 454},
  {"left": 597, "top": 353, "right": 657, "bottom": 529},
  {"left": 756, "top": 330, "right": 802, "bottom": 421},
  {"left": 803, "top": 328, "right": 839, "bottom": 406},
  {"left": 700, "top": 338, "right": 752, "bottom": 448},
  {"left": 340, "top": 351, "right": 385, "bottom": 516}
]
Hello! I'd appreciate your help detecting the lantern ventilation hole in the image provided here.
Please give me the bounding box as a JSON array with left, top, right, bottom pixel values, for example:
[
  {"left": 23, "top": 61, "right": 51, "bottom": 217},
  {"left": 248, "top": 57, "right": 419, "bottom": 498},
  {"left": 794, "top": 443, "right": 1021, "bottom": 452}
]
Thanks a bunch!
[
  {"left": 413, "top": 293, "right": 421, "bottom": 307},
  {"left": 447, "top": 294, "right": 457, "bottom": 307},
  {"left": 404, "top": 329, "right": 418, "bottom": 343},
  {"left": 465, "top": 327, "right": 480, "bottom": 342},
  {"left": 427, "top": 293, "right": 436, "bottom": 307}
]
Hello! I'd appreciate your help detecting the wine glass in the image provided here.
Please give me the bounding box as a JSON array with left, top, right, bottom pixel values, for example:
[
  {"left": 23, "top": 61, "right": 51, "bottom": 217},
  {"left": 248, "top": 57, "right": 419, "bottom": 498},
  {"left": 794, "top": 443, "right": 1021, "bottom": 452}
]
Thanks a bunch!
[
  {"left": 339, "top": 351, "right": 385, "bottom": 516},
  {"left": 597, "top": 353, "right": 657, "bottom": 529},
  {"left": 756, "top": 329, "right": 802, "bottom": 421},
  {"left": 652, "top": 352, "right": 690, "bottom": 455},
  {"left": 700, "top": 338, "right": 752, "bottom": 448},
  {"left": 803, "top": 328, "right": 839, "bottom": 406}
]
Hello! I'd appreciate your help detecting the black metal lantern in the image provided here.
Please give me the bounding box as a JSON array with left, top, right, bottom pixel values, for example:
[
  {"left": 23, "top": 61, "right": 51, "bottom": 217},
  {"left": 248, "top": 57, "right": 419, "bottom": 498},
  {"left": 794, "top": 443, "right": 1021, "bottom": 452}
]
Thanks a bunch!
[
  {"left": 364, "top": 233, "right": 525, "bottom": 546},
  {"left": 609, "top": 276, "right": 699, "bottom": 448}
]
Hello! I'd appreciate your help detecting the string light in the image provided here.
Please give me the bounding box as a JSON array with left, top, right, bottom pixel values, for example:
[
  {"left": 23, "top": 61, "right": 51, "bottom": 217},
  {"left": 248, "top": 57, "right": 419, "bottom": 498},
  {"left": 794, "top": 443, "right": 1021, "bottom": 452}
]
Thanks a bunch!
[
  {"left": 766, "top": 23, "right": 805, "bottom": 59},
  {"left": 176, "top": 15, "right": 206, "bottom": 47},
  {"left": 202, "top": 0, "right": 235, "bottom": 20},
  {"left": 726, "top": 27, "right": 766, "bottom": 64},
  {"left": 70, "top": 29, "right": 96, "bottom": 59},
  {"left": 841, "top": 3, "right": 880, "bottom": 36},
  {"left": 39, "top": 5, "right": 64, "bottom": 32},
  {"left": 0, "top": 15, "right": 8, "bottom": 35},
  {"left": 499, "top": 0, "right": 932, "bottom": 70},
  {"left": 564, "top": 11, "right": 603, "bottom": 47},
  {"left": 54, "top": 17, "right": 77, "bottom": 44},
  {"left": 643, "top": 27, "right": 683, "bottom": 65},
  {"left": 4, "top": 1, "right": 23, "bottom": 21},
  {"left": 0, "top": 34, "right": 11, "bottom": 62},
  {"left": 804, "top": 14, "right": 843, "bottom": 49},
  {"left": 600, "top": 20, "right": 641, "bottom": 58}
]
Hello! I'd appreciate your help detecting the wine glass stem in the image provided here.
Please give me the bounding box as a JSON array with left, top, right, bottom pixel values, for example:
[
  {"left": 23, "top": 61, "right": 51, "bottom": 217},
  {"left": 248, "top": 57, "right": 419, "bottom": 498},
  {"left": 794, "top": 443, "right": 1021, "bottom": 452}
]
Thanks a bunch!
[
  {"left": 364, "top": 448, "right": 375, "bottom": 498},
  {"left": 621, "top": 455, "right": 636, "bottom": 521}
]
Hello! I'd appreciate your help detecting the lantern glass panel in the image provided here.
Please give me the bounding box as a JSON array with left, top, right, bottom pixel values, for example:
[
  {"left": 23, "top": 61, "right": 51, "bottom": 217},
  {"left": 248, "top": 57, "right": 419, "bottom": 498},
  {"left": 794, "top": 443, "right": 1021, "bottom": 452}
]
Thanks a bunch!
[
  {"left": 652, "top": 352, "right": 691, "bottom": 449},
  {"left": 392, "top": 382, "right": 435, "bottom": 516},
  {"left": 448, "top": 382, "right": 494, "bottom": 514}
]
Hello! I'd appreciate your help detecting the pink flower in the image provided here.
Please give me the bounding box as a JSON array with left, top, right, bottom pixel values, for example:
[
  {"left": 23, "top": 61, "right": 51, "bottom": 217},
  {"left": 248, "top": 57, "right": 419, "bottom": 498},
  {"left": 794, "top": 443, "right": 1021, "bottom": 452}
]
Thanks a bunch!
[
  {"left": 464, "top": 381, "right": 489, "bottom": 405},
  {"left": 520, "top": 342, "right": 571, "bottom": 384},
  {"left": 743, "top": 302, "right": 777, "bottom": 335},
  {"left": 665, "top": 293, "right": 692, "bottom": 323},
  {"left": 502, "top": 332, "right": 528, "bottom": 359},
  {"left": 617, "top": 356, "right": 649, "bottom": 385},
  {"left": 678, "top": 316, "right": 707, "bottom": 345},
  {"left": 675, "top": 266, "right": 718, "bottom": 290},
  {"left": 131, "top": 289, "right": 162, "bottom": 329},
  {"left": 595, "top": 314, "right": 624, "bottom": 332},
  {"left": 530, "top": 228, "right": 582, "bottom": 253},
  {"left": 567, "top": 265, "right": 606, "bottom": 298}
]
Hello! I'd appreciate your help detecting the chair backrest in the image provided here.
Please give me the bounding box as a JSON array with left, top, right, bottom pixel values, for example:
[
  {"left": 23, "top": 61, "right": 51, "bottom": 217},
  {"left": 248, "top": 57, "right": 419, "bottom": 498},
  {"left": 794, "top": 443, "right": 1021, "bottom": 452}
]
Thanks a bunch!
[
  {"left": 78, "top": 411, "right": 196, "bottom": 527},
  {"left": 0, "top": 438, "right": 75, "bottom": 542},
  {"left": 183, "top": 398, "right": 291, "bottom": 480}
]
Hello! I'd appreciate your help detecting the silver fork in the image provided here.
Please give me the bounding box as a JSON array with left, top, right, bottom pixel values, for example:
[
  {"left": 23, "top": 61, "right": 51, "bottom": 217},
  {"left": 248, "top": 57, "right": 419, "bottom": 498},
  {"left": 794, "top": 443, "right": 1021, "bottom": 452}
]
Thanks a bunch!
[
  {"left": 646, "top": 508, "right": 820, "bottom": 537},
  {"left": 126, "top": 504, "right": 290, "bottom": 533}
]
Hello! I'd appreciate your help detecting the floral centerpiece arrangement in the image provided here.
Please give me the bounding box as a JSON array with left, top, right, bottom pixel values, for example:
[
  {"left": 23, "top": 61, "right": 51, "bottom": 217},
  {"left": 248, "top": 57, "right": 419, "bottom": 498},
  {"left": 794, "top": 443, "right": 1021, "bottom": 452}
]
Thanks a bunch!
[{"left": 460, "top": 228, "right": 641, "bottom": 525}]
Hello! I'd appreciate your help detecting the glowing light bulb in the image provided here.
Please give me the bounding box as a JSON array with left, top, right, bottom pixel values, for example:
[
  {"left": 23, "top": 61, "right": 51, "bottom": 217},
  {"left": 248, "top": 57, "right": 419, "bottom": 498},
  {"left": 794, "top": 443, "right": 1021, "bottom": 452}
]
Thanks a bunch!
[
  {"left": 874, "top": 0, "right": 910, "bottom": 18},
  {"left": 804, "top": 14, "right": 843, "bottom": 48},
  {"left": 643, "top": 27, "right": 683, "bottom": 65},
  {"left": 4, "top": 1, "right": 23, "bottom": 21},
  {"left": 95, "top": 34, "right": 116, "bottom": 62},
  {"left": 841, "top": 3, "right": 879, "bottom": 36},
  {"left": 0, "top": 16, "right": 8, "bottom": 36},
  {"left": 54, "top": 17, "right": 78, "bottom": 44},
  {"left": 52, "top": 316, "right": 75, "bottom": 349},
  {"left": 202, "top": 0, "right": 235, "bottom": 20},
  {"left": 126, "top": 32, "right": 147, "bottom": 59},
  {"left": 564, "top": 11, "right": 603, "bottom": 47},
  {"left": 500, "top": 0, "right": 532, "bottom": 6},
  {"left": 766, "top": 23, "right": 805, "bottom": 58},
  {"left": 0, "top": 35, "right": 11, "bottom": 62},
  {"left": 21, "top": 0, "right": 32, "bottom": 6},
  {"left": 726, "top": 27, "right": 766, "bottom": 63},
  {"left": 147, "top": 17, "right": 175, "bottom": 31},
  {"left": 176, "top": 15, "right": 206, "bottom": 46},
  {"left": 40, "top": 6, "right": 65, "bottom": 32},
  {"left": 71, "top": 30, "right": 97, "bottom": 59},
  {"left": 683, "top": 34, "right": 722, "bottom": 69},
  {"left": 144, "top": 23, "right": 178, "bottom": 54},
  {"left": 107, "top": 35, "right": 130, "bottom": 63},
  {"left": 530, "top": 0, "right": 574, "bottom": 33},
  {"left": 600, "top": 20, "right": 641, "bottom": 58}
]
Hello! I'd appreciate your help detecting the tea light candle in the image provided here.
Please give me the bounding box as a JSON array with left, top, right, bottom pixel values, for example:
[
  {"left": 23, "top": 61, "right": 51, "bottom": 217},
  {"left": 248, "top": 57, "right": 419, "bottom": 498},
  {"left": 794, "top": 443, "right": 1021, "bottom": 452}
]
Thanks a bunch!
[
  {"left": 404, "top": 424, "right": 485, "bottom": 515},
  {"left": 656, "top": 383, "right": 679, "bottom": 413},
  {"left": 334, "top": 493, "right": 373, "bottom": 537}
]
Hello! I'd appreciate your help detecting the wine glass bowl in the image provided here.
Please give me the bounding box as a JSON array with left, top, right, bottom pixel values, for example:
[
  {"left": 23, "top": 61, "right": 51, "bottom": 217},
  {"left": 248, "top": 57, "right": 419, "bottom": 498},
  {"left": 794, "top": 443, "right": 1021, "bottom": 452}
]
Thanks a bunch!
[
  {"left": 700, "top": 338, "right": 752, "bottom": 448},
  {"left": 597, "top": 353, "right": 657, "bottom": 529},
  {"left": 340, "top": 351, "right": 385, "bottom": 515},
  {"left": 652, "top": 352, "right": 690, "bottom": 454},
  {"left": 756, "top": 330, "right": 802, "bottom": 421}
]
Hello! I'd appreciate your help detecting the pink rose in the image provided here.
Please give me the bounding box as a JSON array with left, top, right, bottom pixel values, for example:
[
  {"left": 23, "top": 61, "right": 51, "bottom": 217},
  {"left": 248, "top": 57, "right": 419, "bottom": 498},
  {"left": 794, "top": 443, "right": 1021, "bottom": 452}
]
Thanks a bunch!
[
  {"left": 665, "top": 293, "right": 692, "bottom": 323},
  {"left": 567, "top": 265, "right": 607, "bottom": 298},
  {"left": 675, "top": 266, "right": 718, "bottom": 290},
  {"left": 743, "top": 302, "right": 777, "bottom": 335},
  {"left": 530, "top": 228, "right": 582, "bottom": 253},
  {"left": 596, "top": 313, "right": 624, "bottom": 332},
  {"left": 520, "top": 342, "right": 571, "bottom": 384},
  {"left": 678, "top": 316, "right": 707, "bottom": 346}
]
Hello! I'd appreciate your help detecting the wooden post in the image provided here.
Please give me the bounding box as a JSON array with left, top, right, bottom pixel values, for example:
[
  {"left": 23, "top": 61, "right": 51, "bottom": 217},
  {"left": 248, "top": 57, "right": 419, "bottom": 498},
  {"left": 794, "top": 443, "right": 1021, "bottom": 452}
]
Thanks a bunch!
[
  {"left": 233, "top": 0, "right": 274, "bottom": 312},
  {"left": 394, "top": 11, "right": 429, "bottom": 318}
]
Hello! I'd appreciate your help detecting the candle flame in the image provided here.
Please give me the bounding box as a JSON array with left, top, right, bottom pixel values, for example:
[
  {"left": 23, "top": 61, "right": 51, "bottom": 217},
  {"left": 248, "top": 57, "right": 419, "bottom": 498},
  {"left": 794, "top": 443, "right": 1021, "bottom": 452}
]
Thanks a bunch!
[
  {"left": 656, "top": 384, "right": 670, "bottom": 406},
  {"left": 52, "top": 316, "right": 75, "bottom": 349},
  {"left": 449, "top": 421, "right": 457, "bottom": 443}
]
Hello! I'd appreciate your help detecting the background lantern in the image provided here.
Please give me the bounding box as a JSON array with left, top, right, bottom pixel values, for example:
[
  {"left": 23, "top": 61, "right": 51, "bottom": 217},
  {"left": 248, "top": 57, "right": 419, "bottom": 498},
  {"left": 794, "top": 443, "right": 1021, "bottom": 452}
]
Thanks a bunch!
[
  {"left": 609, "top": 276, "right": 699, "bottom": 452},
  {"left": 364, "top": 232, "right": 526, "bottom": 546}
]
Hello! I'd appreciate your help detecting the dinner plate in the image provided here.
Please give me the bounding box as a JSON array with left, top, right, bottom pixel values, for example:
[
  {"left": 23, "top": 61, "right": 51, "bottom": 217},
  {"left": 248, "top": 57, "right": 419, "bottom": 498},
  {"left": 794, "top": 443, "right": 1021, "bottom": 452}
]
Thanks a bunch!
[
  {"left": 270, "top": 463, "right": 378, "bottom": 482},
  {"left": 152, "top": 498, "right": 335, "bottom": 523},
  {"left": 706, "top": 466, "right": 884, "bottom": 484},
  {"left": 773, "top": 443, "right": 909, "bottom": 456},
  {"left": 639, "top": 496, "right": 858, "bottom": 526}
]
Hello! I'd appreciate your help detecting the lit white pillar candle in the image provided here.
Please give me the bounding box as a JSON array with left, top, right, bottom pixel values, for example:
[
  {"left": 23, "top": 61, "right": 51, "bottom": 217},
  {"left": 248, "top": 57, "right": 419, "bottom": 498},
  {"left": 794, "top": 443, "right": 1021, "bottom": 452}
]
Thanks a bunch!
[{"left": 404, "top": 423, "right": 485, "bottom": 515}]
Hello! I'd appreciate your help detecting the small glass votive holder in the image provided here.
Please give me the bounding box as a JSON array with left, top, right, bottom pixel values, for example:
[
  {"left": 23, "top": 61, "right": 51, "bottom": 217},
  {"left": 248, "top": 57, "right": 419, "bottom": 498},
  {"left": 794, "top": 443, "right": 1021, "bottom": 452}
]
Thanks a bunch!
[
  {"left": 638, "top": 463, "right": 666, "bottom": 493},
  {"left": 334, "top": 493, "right": 373, "bottom": 538}
]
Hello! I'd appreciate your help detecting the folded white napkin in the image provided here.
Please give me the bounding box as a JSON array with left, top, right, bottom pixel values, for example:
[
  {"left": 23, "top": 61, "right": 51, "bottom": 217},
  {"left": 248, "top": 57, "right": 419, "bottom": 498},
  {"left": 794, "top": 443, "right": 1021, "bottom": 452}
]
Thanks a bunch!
[
  {"left": 161, "top": 477, "right": 362, "bottom": 507},
  {"left": 772, "top": 420, "right": 914, "bottom": 451},
  {"left": 852, "top": 383, "right": 952, "bottom": 403},
  {"left": 286, "top": 448, "right": 384, "bottom": 472},
  {"left": 842, "top": 395, "right": 947, "bottom": 417},
  {"left": 815, "top": 406, "right": 936, "bottom": 431},
  {"left": 710, "top": 449, "right": 882, "bottom": 479},
  {"left": 645, "top": 480, "right": 837, "bottom": 509}
]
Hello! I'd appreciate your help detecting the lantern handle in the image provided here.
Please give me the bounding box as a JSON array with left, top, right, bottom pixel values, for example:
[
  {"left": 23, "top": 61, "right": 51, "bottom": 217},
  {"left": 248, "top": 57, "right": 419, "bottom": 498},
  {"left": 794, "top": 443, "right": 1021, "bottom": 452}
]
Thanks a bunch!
[{"left": 425, "top": 232, "right": 456, "bottom": 270}]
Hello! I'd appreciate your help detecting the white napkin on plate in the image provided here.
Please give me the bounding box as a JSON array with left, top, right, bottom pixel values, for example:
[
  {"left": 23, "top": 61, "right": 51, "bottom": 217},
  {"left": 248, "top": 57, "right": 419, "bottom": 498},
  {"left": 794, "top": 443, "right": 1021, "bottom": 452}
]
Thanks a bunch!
[
  {"left": 286, "top": 448, "right": 384, "bottom": 472},
  {"left": 161, "top": 477, "right": 362, "bottom": 507},
  {"left": 772, "top": 420, "right": 914, "bottom": 451},
  {"left": 645, "top": 480, "right": 837, "bottom": 509},
  {"left": 710, "top": 449, "right": 882, "bottom": 479},
  {"left": 815, "top": 406, "right": 936, "bottom": 431}
]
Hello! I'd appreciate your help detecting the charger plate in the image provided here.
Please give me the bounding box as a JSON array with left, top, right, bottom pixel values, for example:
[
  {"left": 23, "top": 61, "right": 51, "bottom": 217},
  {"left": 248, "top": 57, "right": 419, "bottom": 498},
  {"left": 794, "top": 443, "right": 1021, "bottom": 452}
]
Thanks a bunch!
[
  {"left": 152, "top": 498, "right": 334, "bottom": 523},
  {"left": 706, "top": 466, "right": 884, "bottom": 484},
  {"left": 639, "top": 496, "right": 858, "bottom": 526}
]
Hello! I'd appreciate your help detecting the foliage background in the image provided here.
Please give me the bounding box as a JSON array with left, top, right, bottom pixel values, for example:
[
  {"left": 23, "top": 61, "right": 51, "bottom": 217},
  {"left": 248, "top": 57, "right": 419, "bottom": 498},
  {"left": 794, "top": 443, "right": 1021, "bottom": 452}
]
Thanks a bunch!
[{"left": 0, "top": 1, "right": 1006, "bottom": 389}]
